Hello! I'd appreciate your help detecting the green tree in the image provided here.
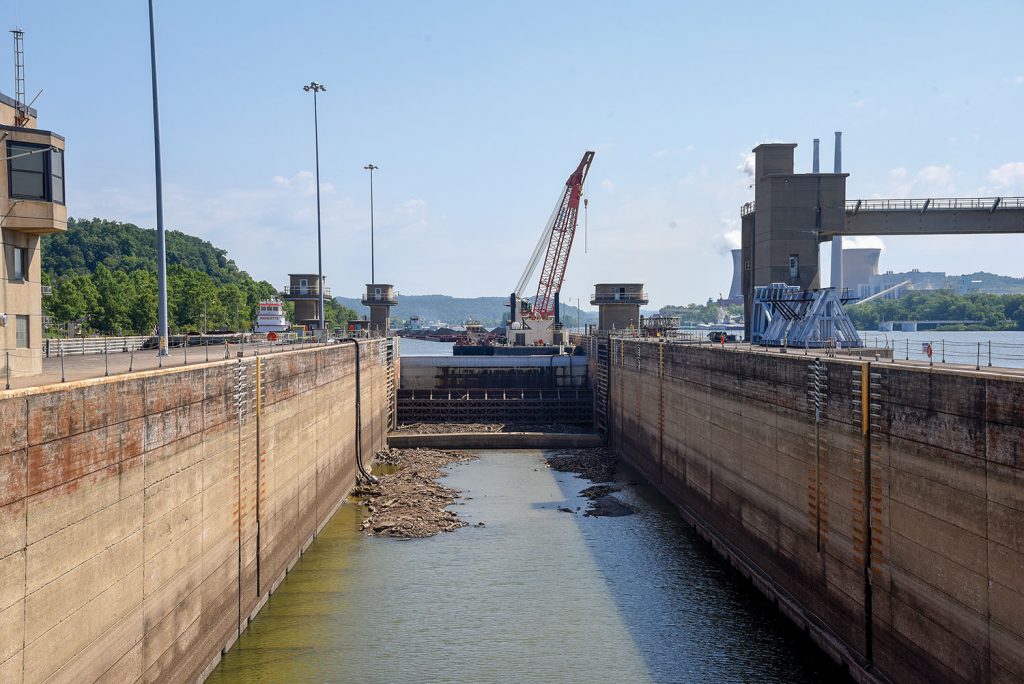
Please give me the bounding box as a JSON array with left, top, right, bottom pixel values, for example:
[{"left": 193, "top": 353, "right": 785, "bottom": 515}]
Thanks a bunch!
[
  {"left": 216, "top": 283, "right": 246, "bottom": 331},
  {"left": 126, "top": 270, "right": 158, "bottom": 334},
  {"left": 168, "top": 264, "right": 218, "bottom": 331},
  {"left": 46, "top": 276, "right": 91, "bottom": 327},
  {"left": 90, "top": 265, "right": 131, "bottom": 334}
]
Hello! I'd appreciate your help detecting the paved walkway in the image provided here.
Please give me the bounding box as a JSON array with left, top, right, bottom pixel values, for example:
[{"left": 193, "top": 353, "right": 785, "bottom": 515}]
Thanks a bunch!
[
  {"left": 718, "top": 341, "right": 1024, "bottom": 378},
  {"left": 3, "top": 340, "right": 330, "bottom": 391}
]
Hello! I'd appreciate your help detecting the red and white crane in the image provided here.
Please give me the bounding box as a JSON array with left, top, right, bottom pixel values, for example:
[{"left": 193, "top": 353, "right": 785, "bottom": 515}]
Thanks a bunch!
[{"left": 514, "top": 151, "right": 595, "bottom": 319}]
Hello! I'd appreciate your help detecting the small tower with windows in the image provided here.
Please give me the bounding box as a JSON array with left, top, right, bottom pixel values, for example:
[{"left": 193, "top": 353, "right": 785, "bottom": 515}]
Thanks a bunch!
[{"left": 361, "top": 284, "right": 397, "bottom": 334}]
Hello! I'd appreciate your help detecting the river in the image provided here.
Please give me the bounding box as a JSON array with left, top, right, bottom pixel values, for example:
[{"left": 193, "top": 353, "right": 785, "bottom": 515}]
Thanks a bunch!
[{"left": 208, "top": 451, "right": 848, "bottom": 683}]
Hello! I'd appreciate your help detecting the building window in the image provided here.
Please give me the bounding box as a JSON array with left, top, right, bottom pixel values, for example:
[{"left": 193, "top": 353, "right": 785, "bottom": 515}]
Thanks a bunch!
[
  {"left": 8, "top": 141, "right": 65, "bottom": 204},
  {"left": 15, "top": 315, "right": 29, "bottom": 348},
  {"left": 12, "top": 246, "right": 27, "bottom": 280}
]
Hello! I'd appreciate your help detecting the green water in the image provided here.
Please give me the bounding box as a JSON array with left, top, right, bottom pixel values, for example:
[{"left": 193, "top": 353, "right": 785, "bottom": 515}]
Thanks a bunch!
[{"left": 208, "top": 450, "right": 848, "bottom": 683}]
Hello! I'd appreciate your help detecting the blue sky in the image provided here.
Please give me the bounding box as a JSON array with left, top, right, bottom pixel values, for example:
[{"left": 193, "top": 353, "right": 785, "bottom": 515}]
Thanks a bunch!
[{"left": 13, "top": 1, "right": 1024, "bottom": 308}]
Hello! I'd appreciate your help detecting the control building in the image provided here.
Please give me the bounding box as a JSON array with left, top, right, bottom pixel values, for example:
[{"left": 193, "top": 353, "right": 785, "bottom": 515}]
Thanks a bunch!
[
  {"left": 362, "top": 283, "right": 397, "bottom": 334},
  {"left": 591, "top": 283, "right": 647, "bottom": 331},
  {"left": 0, "top": 93, "right": 66, "bottom": 377},
  {"left": 283, "top": 273, "right": 329, "bottom": 330}
]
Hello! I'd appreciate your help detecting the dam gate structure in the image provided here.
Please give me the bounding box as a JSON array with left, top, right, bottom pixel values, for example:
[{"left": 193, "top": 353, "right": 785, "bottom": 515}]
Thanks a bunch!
[
  {"left": 397, "top": 355, "right": 593, "bottom": 426},
  {"left": 585, "top": 335, "right": 1023, "bottom": 684}
]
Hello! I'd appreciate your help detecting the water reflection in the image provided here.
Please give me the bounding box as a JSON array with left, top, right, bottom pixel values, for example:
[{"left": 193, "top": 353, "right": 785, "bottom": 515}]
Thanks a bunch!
[{"left": 208, "top": 451, "right": 849, "bottom": 683}]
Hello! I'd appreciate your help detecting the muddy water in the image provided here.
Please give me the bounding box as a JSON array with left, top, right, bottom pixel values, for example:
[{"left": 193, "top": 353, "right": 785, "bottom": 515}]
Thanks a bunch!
[{"left": 207, "top": 451, "right": 848, "bottom": 683}]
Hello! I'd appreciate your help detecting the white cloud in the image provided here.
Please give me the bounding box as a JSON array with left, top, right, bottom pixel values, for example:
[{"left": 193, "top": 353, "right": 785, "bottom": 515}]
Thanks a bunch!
[
  {"left": 1008, "top": 75, "right": 1024, "bottom": 85},
  {"left": 600, "top": 179, "right": 615, "bottom": 192},
  {"left": 737, "top": 153, "right": 755, "bottom": 177},
  {"left": 988, "top": 162, "right": 1024, "bottom": 189},
  {"left": 881, "top": 164, "right": 955, "bottom": 196},
  {"left": 651, "top": 148, "right": 669, "bottom": 158}
]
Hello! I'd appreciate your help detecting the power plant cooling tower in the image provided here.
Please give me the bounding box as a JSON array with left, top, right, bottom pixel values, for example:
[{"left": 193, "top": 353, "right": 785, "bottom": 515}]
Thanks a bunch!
[
  {"left": 841, "top": 248, "right": 881, "bottom": 292},
  {"left": 728, "top": 249, "right": 743, "bottom": 301}
]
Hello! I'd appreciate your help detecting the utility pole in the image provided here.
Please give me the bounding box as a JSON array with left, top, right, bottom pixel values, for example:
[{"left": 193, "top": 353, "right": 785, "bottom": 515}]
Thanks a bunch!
[
  {"left": 364, "top": 164, "right": 378, "bottom": 283},
  {"left": 303, "top": 81, "right": 327, "bottom": 333},
  {"left": 148, "top": 0, "right": 169, "bottom": 355}
]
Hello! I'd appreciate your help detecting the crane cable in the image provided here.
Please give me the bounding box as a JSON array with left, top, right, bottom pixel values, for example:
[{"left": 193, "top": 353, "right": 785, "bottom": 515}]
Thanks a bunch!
[{"left": 583, "top": 183, "right": 589, "bottom": 254}]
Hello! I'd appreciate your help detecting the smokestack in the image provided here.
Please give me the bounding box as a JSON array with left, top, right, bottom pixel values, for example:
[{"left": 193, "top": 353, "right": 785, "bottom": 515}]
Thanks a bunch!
[
  {"left": 509, "top": 292, "right": 516, "bottom": 324},
  {"left": 812, "top": 138, "right": 820, "bottom": 173},
  {"left": 831, "top": 131, "right": 843, "bottom": 291},
  {"left": 553, "top": 291, "right": 561, "bottom": 325}
]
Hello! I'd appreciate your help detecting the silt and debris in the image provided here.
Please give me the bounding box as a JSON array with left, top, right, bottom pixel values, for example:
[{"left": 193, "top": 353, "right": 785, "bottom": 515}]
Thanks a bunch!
[{"left": 354, "top": 448, "right": 478, "bottom": 539}]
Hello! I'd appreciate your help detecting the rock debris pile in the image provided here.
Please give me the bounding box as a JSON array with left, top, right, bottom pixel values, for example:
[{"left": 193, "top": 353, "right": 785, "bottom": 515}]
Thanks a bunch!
[
  {"left": 545, "top": 448, "right": 619, "bottom": 483},
  {"left": 354, "top": 448, "right": 478, "bottom": 539},
  {"left": 545, "top": 448, "right": 633, "bottom": 517}
]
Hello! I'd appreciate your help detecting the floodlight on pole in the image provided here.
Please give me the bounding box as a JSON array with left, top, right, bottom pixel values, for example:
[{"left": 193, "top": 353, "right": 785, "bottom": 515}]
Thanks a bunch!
[
  {"left": 303, "top": 81, "right": 326, "bottom": 333},
  {"left": 364, "top": 164, "right": 378, "bottom": 283},
  {"left": 148, "top": 0, "right": 169, "bottom": 355}
]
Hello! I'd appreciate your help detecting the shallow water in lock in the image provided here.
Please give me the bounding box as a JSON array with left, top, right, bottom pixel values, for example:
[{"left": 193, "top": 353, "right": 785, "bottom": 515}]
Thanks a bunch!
[{"left": 207, "top": 450, "right": 849, "bottom": 683}]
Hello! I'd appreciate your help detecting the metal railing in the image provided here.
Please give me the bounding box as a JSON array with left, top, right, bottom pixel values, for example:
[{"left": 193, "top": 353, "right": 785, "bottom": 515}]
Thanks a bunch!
[
  {"left": 740, "top": 196, "right": 1024, "bottom": 217},
  {"left": 362, "top": 291, "right": 400, "bottom": 303},
  {"left": 846, "top": 197, "right": 1024, "bottom": 213},
  {"left": 591, "top": 291, "right": 648, "bottom": 303},
  {"left": 282, "top": 285, "right": 331, "bottom": 296}
]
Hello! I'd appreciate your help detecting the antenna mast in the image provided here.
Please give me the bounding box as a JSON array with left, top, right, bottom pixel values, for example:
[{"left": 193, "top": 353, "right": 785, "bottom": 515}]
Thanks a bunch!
[{"left": 11, "top": 28, "right": 27, "bottom": 126}]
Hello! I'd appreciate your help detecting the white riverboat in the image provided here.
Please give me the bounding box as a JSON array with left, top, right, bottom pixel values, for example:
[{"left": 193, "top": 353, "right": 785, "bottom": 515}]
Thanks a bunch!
[{"left": 254, "top": 298, "right": 290, "bottom": 334}]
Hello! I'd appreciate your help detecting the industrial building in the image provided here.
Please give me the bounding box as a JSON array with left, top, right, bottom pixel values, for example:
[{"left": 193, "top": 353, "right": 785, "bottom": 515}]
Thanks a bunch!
[{"left": 0, "top": 89, "right": 67, "bottom": 378}]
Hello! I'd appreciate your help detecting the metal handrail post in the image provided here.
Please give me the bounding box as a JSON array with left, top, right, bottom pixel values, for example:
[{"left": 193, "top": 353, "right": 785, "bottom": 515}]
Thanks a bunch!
[
  {"left": 988, "top": 341, "right": 992, "bottom": 367},
  {"left": 104, "top": 337, "right": 109, "bottom": 376},
  {"left": 60, "top": 341, "right": 65, "bottom": 382}
]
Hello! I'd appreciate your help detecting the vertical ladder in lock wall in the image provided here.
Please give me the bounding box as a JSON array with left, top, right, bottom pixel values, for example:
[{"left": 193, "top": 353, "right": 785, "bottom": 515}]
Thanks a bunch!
[
  {"left": 385, "top": 338, "right": 396, "bottom": 430},
  {"left": 595, "top": 337, "right": 610, "bottom": 431}
]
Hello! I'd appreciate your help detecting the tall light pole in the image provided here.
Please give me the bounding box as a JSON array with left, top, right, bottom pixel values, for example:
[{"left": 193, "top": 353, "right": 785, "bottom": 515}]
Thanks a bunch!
[
  {"left": 303, "top": 81, "right": 326, "bottom": 333},
  {"left": 148, "top": 0, "right": 169, "bottom": 355},
  {"left": 364, "top": 164, "right": 378, "bottom": 283}
]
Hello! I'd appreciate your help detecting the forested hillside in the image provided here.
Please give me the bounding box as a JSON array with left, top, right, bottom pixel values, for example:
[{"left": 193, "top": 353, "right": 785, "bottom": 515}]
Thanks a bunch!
[
  {"left": 41, "top": 218, "right": 356, "bottom": 335},
  {"left": 846, "top": 290, "right": 1024, "bottom": 331}
]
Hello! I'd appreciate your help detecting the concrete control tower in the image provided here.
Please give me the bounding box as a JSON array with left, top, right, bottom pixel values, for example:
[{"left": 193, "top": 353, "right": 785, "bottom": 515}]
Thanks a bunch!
[
  {"left": 591, "top": 283, "right": 647, "bottom": 331},
  {"left": 362, "top": 284, "right": 397, "bottom": 334}
]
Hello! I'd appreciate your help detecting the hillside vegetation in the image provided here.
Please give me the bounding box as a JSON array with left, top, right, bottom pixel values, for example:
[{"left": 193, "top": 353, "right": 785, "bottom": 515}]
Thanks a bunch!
[
  {"left": 847, "top": 290, "right": 1024, "bottom": 331},
  {"left": 41, "top": 218, "right": 356, "bottom": 335}
]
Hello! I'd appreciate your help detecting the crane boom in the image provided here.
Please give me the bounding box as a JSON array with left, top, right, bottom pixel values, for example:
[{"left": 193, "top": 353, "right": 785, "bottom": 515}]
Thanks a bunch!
[{"left": 527, "top": 151, "right": 594, "bottom": 319}]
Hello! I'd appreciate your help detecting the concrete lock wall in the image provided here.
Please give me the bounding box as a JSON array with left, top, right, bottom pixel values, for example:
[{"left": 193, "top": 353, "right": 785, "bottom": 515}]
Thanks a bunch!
[
  {"left": 0, "top": 339, "right": 394, "bottom": 683},
  {"left": 597, "top": 338, "right": 1023, "bottom": 684}
]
